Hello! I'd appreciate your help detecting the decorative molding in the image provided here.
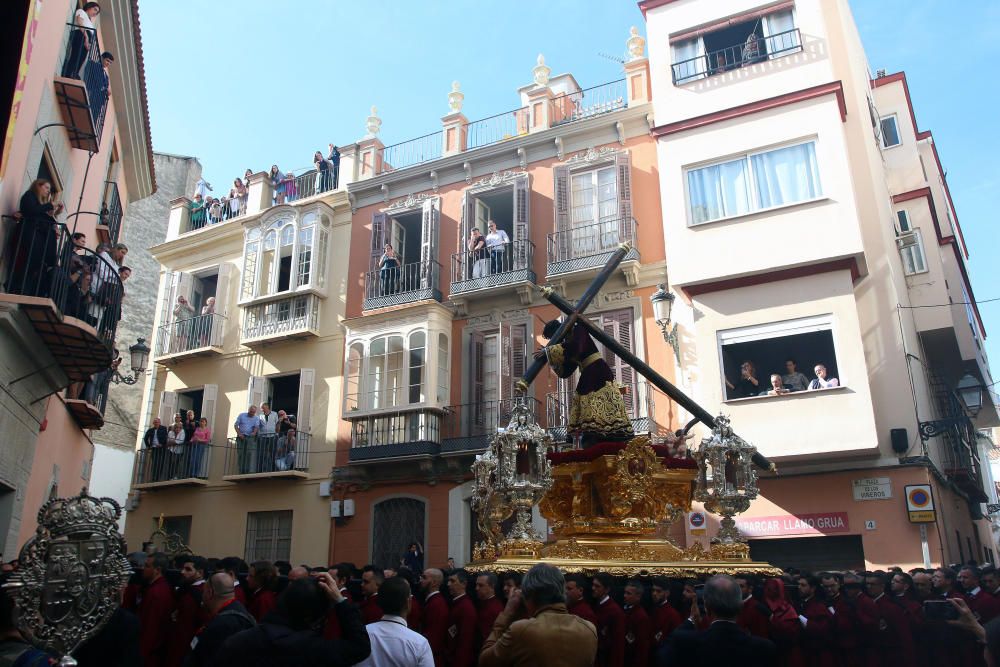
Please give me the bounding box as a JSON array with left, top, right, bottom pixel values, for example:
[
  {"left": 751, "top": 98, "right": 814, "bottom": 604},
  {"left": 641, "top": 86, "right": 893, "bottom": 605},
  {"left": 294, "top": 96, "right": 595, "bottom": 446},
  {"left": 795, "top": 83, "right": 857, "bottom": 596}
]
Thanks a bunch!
[
  {"left": 646, "top": 113, "right": 655, "bottom": 132},
  {"left": 385, "top": 192, "right": 433, "bottom": 212},
  {"left": 602, "top": 289, "right": 635, "bottom": 304},
  {"left": 463, "top": 161, "right": 473, "bottom": 183},
  {"left": 554, "top": 136, "right": 564, "bottom": 160},
  {"left": 615, "top": 121, "right": 626, "bottom": 146},
  {"left": 517, "top": 147, "right": 527, "bottom": 169},
  {"left": 429, "top": 170, "right": 439, "bottom": 193},
  {"left": 380, "top": 183, "right": 389, "bottom": 204},
  {"left": 517, "top": 284, "right": 533, "bottom": 306},
  {"left": 348, "top": 191, "right": 357, "bottom": 213},
  {"left": 564, "top": 145, "right": 620, "bottom": 166},
  {"left": 469, "top": 169, "right": 527, "bottom": 192},
  {"left": 622, "top": 263, "right": 640, "bottom": 288}
]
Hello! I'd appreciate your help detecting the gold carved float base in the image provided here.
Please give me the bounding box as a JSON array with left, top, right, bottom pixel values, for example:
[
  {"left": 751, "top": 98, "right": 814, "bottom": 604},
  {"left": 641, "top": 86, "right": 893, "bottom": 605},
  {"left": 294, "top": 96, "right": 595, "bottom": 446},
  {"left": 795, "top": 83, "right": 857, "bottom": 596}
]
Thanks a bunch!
[{"left": 470, "top": 437, "right": 780, "bottom": 576}]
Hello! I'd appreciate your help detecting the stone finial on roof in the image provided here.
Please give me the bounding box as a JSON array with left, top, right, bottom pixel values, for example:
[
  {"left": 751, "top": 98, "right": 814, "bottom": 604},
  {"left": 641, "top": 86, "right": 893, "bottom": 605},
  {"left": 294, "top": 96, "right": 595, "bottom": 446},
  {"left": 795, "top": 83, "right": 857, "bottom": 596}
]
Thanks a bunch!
[
  {"left": 366, "top": 105, "right": 381, "bottom": 138},
  {"left": 627, "top": 26, "right": 646, "bottom": 60},
  {"left": 448, "top": 81, "right": 464, "bottom": 113},
  {"left": 533, "top": 54, "right": 551, "bottom": 87}
]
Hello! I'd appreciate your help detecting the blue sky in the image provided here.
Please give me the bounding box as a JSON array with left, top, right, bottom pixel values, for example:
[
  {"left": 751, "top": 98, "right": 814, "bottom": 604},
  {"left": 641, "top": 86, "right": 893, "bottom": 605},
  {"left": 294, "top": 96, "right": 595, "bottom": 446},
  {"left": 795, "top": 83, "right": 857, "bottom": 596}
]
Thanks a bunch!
[{"left": 140, "top": 0, "right": 1000, "bottom": 369}]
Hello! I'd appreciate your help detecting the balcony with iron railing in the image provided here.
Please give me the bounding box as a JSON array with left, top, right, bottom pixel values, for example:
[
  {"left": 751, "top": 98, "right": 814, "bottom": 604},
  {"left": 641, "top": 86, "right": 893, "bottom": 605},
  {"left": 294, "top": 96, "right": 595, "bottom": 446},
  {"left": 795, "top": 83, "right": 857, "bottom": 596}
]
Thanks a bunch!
[
  {"left": 374, "top": 79, "right": 628, "bottom": 176},
  {"left": 133, "top": 443, "right": 213, "bottom": 489},
  {"left": 154, "top": 312, "right": 226, "bottom": 363},
  {"left": 98, "top": 181, "right": 122, "bottom": 245},
  {"left": 223, "top": 433, "right": 311, "bottom": 480},
  {"left": 0, "top": 217, "right": 119, "bottom": 383},
  {"left": 348, "top": 408, "right": 446, "bottom": 462},
  {"left": 272, "top": 168, "right": 340, "bottom": 206},
  {"left": 363, "top": 260, "right": 442, "bottom": 310},
  {"left": 671, "top": 28, "right": 803, "bottom": 85},
  {"left": 546, "top": 217, "right": 639, "bottom": 277},
  {"left": 54, "top": 24, "right": 108, "bottom": 152},
  {"left": 450, "top": 241, "right": 535, "bottom": 297},
  {"left": 546, "top": 380, "right": 665, "bottom": 443},
  {"left": 241, "top": 293, "right": 320, "bottom": 346},
  {"left": 440, "top": 398, "right": 542, "bottom": 455},
  {"left": 65, "top": 374, "right": 111, "bottom": 430}
]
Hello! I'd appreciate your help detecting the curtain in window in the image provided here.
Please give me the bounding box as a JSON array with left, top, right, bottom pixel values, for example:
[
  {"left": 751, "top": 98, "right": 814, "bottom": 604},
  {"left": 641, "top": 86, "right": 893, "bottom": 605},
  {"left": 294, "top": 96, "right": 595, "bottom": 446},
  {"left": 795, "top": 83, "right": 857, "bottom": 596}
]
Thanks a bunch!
[
  {"left": 751, "top": 142, "right": 821, "bottom": 209},
  {"left": 672, "top": 37, "right": 707, "bottom": 82},
  {"left": 687, "top": 159, "right": 751, "bottom": 224},
  {"left": 762, "top": 10, "right": 799, "bottom": 56}
]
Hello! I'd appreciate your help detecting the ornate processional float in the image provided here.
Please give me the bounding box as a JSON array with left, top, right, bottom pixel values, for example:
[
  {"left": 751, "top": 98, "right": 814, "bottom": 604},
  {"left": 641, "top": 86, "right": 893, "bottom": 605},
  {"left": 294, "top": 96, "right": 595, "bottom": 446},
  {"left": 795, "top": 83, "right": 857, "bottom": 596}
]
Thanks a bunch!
[{"left": 469, "top": 243, "right": 781, "bottom": 577}]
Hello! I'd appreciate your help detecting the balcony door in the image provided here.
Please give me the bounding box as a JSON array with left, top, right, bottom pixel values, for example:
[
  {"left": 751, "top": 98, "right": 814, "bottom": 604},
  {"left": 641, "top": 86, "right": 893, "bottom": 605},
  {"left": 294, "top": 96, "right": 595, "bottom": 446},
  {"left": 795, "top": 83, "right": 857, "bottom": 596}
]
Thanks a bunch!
[
  {"left": 553, "top": 152, "right": 632, "bottom": 262},
  {"left": 459, "top": 174, "right": 530, "bottom": 274},
  {"left": 469, "top": 323, "right": 527, "bottom": 435}
]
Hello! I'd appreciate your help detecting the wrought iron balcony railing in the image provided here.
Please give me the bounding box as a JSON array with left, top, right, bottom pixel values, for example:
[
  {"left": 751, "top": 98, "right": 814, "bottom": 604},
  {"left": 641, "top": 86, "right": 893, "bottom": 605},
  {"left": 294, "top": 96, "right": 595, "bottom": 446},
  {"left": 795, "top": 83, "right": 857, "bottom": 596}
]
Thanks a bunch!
[
  {"left": 224, "top": 433, "right": 310, "bottom": 476},
  {"left": 99, "top": 181, "right": 122, "bottom": 244},
  {"left": 546, "top": 217, "right": 639, "bottom": 275},
  {"left": 549, "top": 79, "right": 627, "bottom": 126},
  {"left": 57, "top": 23, "right": 108, "bottom": 150},
  {"left": 349, "top": 409, "right": 444, "bottom": 461},
  {"left": 363, "top": 259, "right": 442, "bottom": 310},
  {"left": 272, "top": 168, "right": 340, "bottom": 205},
  {"left": 672, "top": 28, "right": 802, "bottom": 84},
  {"left": 241, "top": 293, "right": 320, "bottom": 343},
  {"left": 134, "top": 442, "right": 213, "bottom": 485},
  {"left": 450, "top": 241, "right": 535, "bottom": 295},
  {"left": 441, "top": 398, "right": 542, "bottom": 453},
  {"left": 155, "top": 312, "right": 226, "bottom": 358}
]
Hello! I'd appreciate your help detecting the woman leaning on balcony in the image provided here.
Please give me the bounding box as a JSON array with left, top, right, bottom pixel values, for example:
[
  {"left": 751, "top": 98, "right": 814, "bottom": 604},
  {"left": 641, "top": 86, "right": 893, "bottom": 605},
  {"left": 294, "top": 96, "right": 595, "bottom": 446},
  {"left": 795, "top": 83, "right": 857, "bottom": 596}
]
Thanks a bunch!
[
  {"left": 190, "top": 417, "right": 211, "bottom": 478},
  {"left": 8, "top": 179, "right": 64, "bottom": 298},
  {"left": 62, "top": 2, "right": 101, "bottom": 79}
]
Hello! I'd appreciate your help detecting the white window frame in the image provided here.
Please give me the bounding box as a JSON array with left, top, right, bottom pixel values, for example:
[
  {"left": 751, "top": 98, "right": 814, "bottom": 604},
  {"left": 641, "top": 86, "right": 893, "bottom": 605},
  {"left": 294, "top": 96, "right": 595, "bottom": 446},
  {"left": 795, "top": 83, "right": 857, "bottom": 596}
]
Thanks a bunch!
[
  {"left": 716, "top": 313, "right": 843, "bottom": 399},
  {"left": 684, "top": 138, "right": 823, "bottom": 227},
  {"left": 569, "top": 165, "right": 618, "bottom": 227},
  {"left": 895, "top": 210, "right": 928, "bottom": 276},
  {"left": 879, "top": 114, "right": 901, "bottom": 149},
  {"left": 244, "top": 510, "right": 292, "bottom": 563},
  {"left": 240, "top": 210, "right": 330, "bottom": 303}
]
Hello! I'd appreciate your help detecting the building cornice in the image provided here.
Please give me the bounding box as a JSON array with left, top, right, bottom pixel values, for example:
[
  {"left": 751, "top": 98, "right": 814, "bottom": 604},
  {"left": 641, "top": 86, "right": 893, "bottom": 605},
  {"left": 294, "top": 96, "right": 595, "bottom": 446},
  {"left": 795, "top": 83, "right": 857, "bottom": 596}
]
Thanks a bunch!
[
  {"left": 650, "top": 81, "right": 847, "bottom": 138},
  {"left": 343, "top": 301, "right": 454, "bottom": 333},
  {"left": 681, "top": 257, "right": 860, "bottom": 299},
  {"left": 348, "top": 103, "right": 652, "bottom": 210}
]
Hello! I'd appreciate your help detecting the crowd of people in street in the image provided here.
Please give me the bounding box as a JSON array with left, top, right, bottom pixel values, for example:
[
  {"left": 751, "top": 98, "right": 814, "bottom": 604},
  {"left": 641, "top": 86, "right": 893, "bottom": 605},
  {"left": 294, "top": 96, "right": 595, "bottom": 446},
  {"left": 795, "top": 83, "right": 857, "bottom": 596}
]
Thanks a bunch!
[
  {"left": 4, "top": 548, "right": 1000, "bottom": 667},
  {"left": 726, "top": 358, "right": 840, "bottom": 399},
  {"left": 189, "top": 145, "right": 341, "bottom": 230}
]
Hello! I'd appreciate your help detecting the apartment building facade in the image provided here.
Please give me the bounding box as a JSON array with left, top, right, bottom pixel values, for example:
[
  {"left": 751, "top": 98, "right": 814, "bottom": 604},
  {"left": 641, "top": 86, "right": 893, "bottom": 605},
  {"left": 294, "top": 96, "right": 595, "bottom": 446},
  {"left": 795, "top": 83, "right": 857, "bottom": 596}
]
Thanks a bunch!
[
  {"left": 641, "top": 0, "right": 997, "bottom": 569},
  {"left": 331, "top": 36, "right": 687, "bottom": 569},
  {"left": 0, "top": 0, "right": 154, "bottom": 556}
]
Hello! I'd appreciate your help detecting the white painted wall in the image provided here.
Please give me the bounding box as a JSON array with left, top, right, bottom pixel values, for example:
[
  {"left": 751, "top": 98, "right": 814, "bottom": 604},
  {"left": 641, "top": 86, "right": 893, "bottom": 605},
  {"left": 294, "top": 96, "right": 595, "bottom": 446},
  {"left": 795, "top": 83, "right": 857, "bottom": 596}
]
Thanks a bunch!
[{"left": 88, "top": 444, "right": 135, "bottom": 533}]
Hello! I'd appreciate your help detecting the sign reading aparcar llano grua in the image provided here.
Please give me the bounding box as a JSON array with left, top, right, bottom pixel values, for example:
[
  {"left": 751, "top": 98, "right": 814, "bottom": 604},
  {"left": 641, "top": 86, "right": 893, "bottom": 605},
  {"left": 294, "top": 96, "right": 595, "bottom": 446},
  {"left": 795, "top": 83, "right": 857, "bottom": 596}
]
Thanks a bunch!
[{"left": 2, "top": 489, "right": 132, "bottom": 665}]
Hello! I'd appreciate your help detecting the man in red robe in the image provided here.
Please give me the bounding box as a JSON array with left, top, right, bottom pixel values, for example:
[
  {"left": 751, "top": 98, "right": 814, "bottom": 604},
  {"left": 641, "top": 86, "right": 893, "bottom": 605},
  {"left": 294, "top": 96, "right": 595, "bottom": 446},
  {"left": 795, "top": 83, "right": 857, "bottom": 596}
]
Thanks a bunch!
[
  {"left": 867, "top": 571, "right": 916, "bottom": 667},
  {"left": 475, "top": 572, "right": 505, "bottom": 651},
  {"left": 796, "top": 574, "right": 834, "bottom": 667},
  {"left": 446, "top": 569, "right": 477, "bottom": 667},
  {"left": 420, "top": 568, "right": 449, "bottom": 667},
  {"left": 592, "top": 573, "right": 625, "bottom": 667},
  {"left": 138, "top": 552, "right": 175, "bottom": 667},
  {"left": 960, "top": 565, "right": 1000, "bottom": 623},
  {"left": 360, "top": 565, "right": 384, "bottom": 624},
  {"left": 218, "top": 557, "right": 247, "bottom": 606},
  {"left": 168, "top": 555, "right": 207, "bottom": 667},
  {"left": 246, "top": 560, "right": 277, "bottom": 622},
  {"left": 323, "top": 563, "right": 354, "bottom": 639},
  {"left": 735, "top": 575, "right": 768, "bottom": 638},
  {"left": 650, "top": 577, "right": 681, "bottom": 648},
  {"left": 566, "top": 574, "right": 599, "bottom": 626},
  {"left": 623, "top": 580, "right": 651, "bottom": 667}
]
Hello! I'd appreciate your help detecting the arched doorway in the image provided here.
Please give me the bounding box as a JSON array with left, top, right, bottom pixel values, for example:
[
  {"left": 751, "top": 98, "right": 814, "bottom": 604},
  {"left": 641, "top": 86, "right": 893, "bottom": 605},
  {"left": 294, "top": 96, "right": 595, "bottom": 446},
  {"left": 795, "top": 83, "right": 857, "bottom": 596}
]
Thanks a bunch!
[{"left": 371, "top": 497, "right": 426, "bottom": 569}]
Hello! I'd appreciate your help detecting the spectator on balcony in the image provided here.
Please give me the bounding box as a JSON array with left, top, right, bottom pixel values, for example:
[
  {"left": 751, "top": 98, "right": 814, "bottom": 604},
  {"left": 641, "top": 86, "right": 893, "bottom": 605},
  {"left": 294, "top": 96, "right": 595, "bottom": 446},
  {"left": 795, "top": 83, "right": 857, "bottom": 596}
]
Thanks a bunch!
[
  {"left": 97, "top": 264, "right": 128, "bottom": 340},
  {"left": 190, "top": 416, "right": 211, "bottom": 477},
  {"left": 379, "top": 244, "right": 400, "bottom": 295},
  {"left": 172, "top": 295, "right": 195, "bottom": 353},
  {"left": 143, "top": 417, "right": 168, "bottom": 481},
  {"left": 485, "top": 220, "right": 510, "bottom": 275},
  {"left": 234, "top": 405, "right": 260, "bottom": 474},
  {"left": 167, "top": 421, "right": 187, "bottom": 480},
  {"left": 190, "top": 193, "right": 206, "bottom": 229},
  {"left": 782, "top": 358, "right": 810, "bottom": 392},
  {"left": 62, "top": 2, "right": 101, "bottom": 79},
  {"left": 808, "top": 364, "right": 840, "bottom": 390},
  {"left": 329, "top": 144, "right": 341, "bottom": 189},
  {"left": 468, "top": 227, "right": 486, "bottom": 279},
  {"left": 258, "top": 403, "right": 279, "bottom": 473},
  {"left": 764, "top": 373, "right": 790, "bottom": 397},
  {"left": 194, "top": 177, "right": 213, "bottom": 200},
  {"left": 9, "top": 179, "right": 64, "bottom": 297},
  {"left": 85, "top": 51, "right": 114, "bottom": 123},
  {"left": 82, "top": 349, "right": 119, "bottom": 408},
  {"left": 314, "top": 150, "right": 334, "bottom": 194},
  {"left": 198, "top": 296, "right": 217, "bottom": 347},
  {"left": 725, "top": 360, "right": 761, "bottom": 399},
  {"left": 233, "top": 178, "right": 248, "bottom": 216},
  {"left": 93, "top": 241, "right": 126, "bottom": 298},
  {"left": 183, "top": 409, "right": 198, "bottom": 443},
  {"left": 207, "top": 196, "right": 222, "bottom": 224},
  {"left": 269, "top": 165, "right": 286, "bottom": 205},
  {"left": 275, "top": 427, "right": 297, "bottom": 471}
]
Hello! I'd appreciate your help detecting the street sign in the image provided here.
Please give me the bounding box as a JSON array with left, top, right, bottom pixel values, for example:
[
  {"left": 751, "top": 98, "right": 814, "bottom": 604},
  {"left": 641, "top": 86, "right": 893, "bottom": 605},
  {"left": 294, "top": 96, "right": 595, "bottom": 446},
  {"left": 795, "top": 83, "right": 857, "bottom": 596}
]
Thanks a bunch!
[
  {"left": 905, "top": 484, "right": 936, "bottom": 523},
  {"left": 852, "top": 477, "right": 893, "bottom": 500}
]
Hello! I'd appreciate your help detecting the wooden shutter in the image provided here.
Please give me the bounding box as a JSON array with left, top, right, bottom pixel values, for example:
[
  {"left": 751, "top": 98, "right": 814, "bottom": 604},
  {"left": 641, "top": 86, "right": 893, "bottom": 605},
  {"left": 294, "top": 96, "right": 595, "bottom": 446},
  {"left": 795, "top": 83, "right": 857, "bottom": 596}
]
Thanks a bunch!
[
  {"left": 158, "top": 390, "right": 177, "bottom": 425},
  {"left": 615, "top": 152, "right": 634, "bottom": 241},
  {"left": 420, "top": 198, "right": 440, "bottom": 290},
  {"left": 504, "top": 323, "right": 527, "bottom": 399},
  {"left": 247, "top": 376, "right": 267, "bottom": 411},
  {"left": 592, "top": 308, "right": 636, "bottom": 415},
  {"left": 498, "top": 321, "right": 513, "bottom": 402},
  {"left": 202, "top": 384, "right": 219, "bottom": 439},
  {"left": 370, "top": 212, "right": 389, "bottom": 271},
  {"left": 513, "top": 175, "right": 530, "bottom": 270},
  {"left": 297, "top": 369, "right": 315, "bottom": 434},
  {"left": 214, "top": 264, "right": 231, "bottom": 316},
  {"left": 553, "top": 164, "right": 571, "bottom": 260},
  {"left": 469, "top": 331, "right": 485, "bottom": 430},
  {"left": 157, "top": 271, "right": 177, "bottom": 354}
]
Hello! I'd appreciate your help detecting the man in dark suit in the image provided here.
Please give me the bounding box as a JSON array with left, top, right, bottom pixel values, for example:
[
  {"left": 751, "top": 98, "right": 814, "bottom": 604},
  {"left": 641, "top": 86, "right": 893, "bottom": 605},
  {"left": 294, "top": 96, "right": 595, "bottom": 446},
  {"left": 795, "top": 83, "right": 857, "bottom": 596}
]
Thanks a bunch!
[
  {"left": 657, "top": 574, "right": 776, "bottom": 667},
  {"left": 143, "top": 417, "right": 169, "bottom": 481}
]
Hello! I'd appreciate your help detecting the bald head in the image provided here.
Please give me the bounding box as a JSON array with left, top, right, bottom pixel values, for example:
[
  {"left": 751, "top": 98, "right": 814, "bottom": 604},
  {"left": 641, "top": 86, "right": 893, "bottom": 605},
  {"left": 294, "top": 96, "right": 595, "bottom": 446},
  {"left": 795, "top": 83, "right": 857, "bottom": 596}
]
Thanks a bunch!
[
  {"left": 209, "top": 572, "right": 235, "bottom": 597},
  {"left": 288, "top": 566, "right": 310, "bottom": 581},
  {"left": 421, "top": 568, "right": 443, "bottom": 594}
]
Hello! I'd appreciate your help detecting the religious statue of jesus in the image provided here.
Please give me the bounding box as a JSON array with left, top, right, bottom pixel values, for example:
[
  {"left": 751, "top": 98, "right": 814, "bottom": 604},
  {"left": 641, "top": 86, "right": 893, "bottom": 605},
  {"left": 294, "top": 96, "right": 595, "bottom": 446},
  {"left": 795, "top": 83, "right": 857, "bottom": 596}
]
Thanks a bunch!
[{"left": 537, "top": 316, "right": 634, "bottom": 447}]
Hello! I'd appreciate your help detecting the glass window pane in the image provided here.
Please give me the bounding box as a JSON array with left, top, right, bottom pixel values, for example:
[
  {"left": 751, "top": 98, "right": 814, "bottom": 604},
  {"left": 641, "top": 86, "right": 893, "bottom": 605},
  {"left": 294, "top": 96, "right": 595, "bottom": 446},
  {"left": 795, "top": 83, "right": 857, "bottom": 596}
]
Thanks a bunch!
[
  {"left": 750, "top": 142, "right": 821, "bottom": 209},
  {"left": 896, "top": 210, "right": 911, "bottom": 232},
  {"left": 280, "top": 225, "right": 295, "bottom": 246},
  {"left": 687, "top": 158, "right": 751, "bottom": 224},
  {"left": 880, "top": 117, "right": 900, "bottom": 147}
]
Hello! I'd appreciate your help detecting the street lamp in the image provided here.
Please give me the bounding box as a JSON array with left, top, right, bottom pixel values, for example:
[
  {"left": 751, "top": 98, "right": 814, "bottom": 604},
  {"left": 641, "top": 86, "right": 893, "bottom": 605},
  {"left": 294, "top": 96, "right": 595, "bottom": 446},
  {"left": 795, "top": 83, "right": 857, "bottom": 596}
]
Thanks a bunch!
[
  {"left": 112, "top": 338, "right": 150, "bottom": 385},
  {"left": 650, "top": 284, "right": 680, "bottom": 363},
  {"left": 957, "top": 373, "right": 984, "bottom": 417}
]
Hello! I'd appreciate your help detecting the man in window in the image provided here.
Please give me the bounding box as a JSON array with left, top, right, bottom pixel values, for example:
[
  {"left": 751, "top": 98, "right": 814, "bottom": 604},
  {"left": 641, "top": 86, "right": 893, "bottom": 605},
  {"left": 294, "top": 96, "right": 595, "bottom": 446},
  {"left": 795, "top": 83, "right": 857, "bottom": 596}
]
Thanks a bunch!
[
  {"left": 808, "top": 364, "right": 839, "bottom": 390},
  {"left": 233, "top": 405, "right": 259, "bottom": 474},
  {"left": 763, "top": 374, "right": 789, "bottom": 397},
  {"left": 485, "top": 220, "right": 509, "bottom": 275},
  {"left": 782, "top": 358, "right": 809, "bottom": 392}
]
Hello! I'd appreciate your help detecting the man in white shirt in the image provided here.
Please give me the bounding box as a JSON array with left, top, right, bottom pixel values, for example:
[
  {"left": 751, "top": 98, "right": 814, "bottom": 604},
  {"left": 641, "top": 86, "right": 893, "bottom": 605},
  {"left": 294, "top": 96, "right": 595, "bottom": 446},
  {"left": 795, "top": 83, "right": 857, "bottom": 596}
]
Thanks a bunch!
[
  {"left": 358, "top": 576, "right": 433, "bottom": 667},
  {"left": 485, "top": 220, "right": 510, "bottom": 275},
  {"left": 808, "top": 363, "right": 840, "bottom": 390},
  {"left": 257, "top": 402, "right": 279, "bottom": 472}
]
